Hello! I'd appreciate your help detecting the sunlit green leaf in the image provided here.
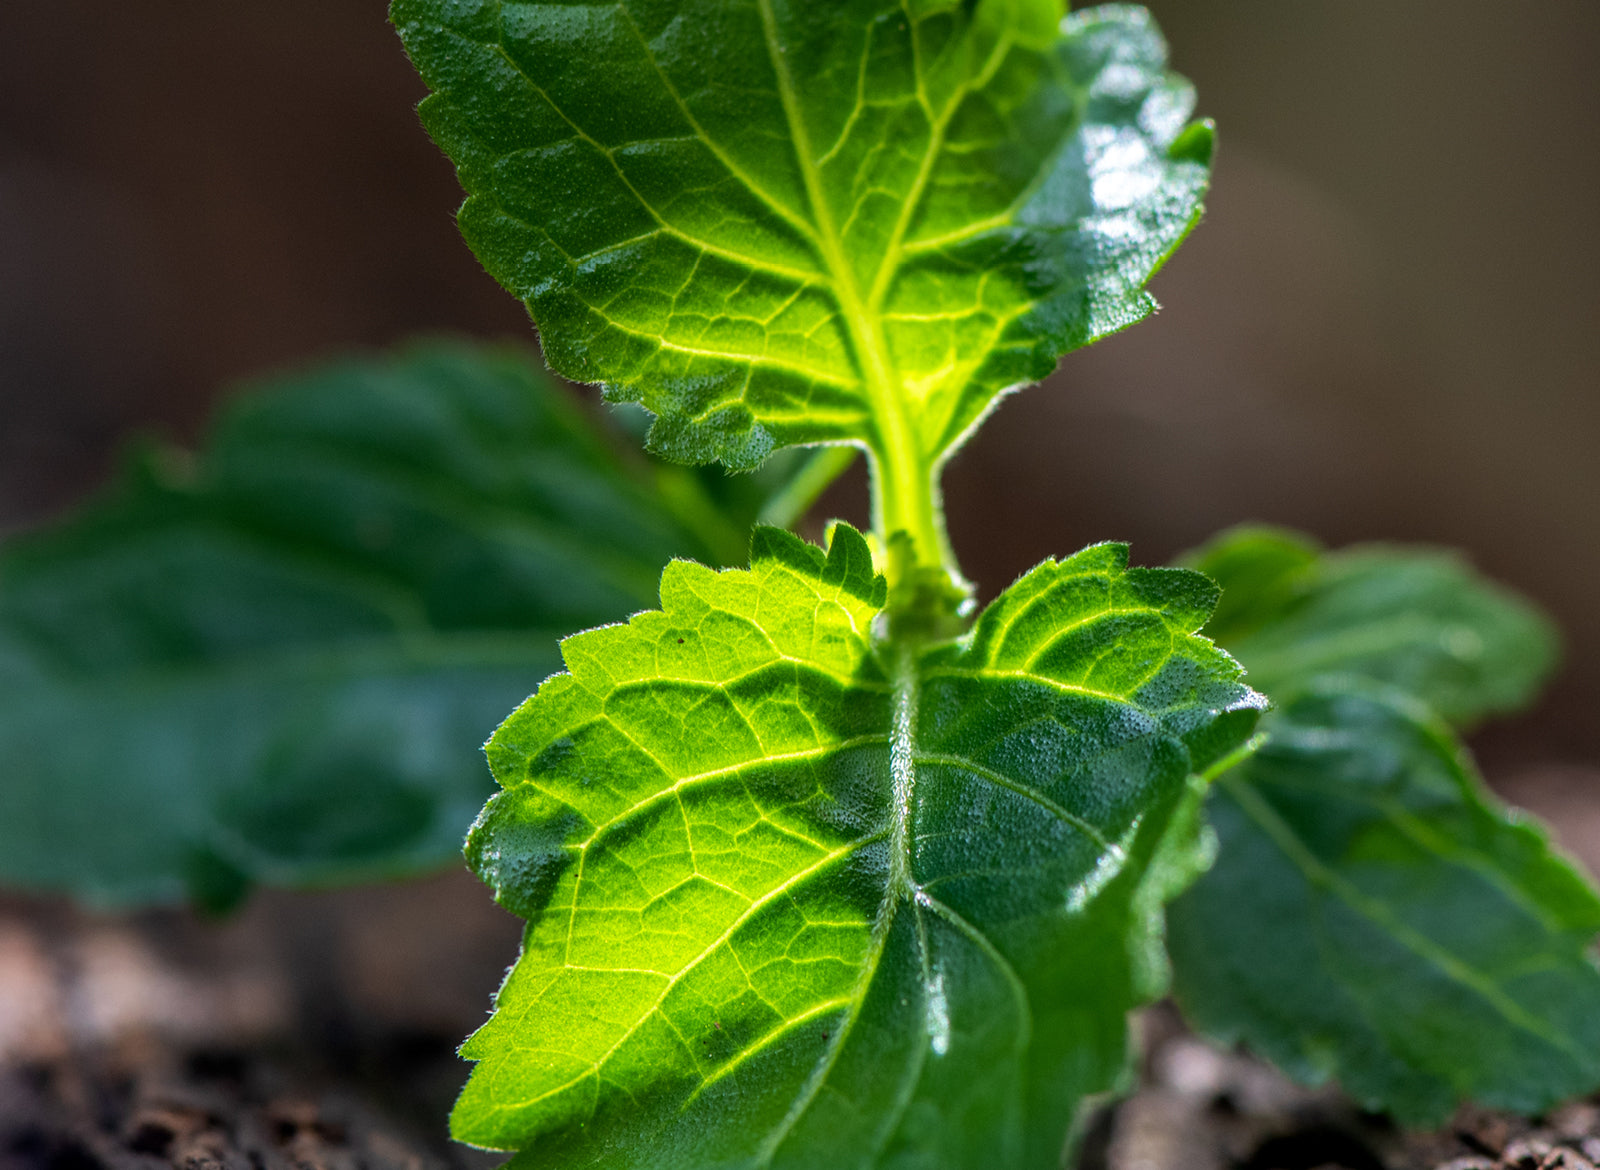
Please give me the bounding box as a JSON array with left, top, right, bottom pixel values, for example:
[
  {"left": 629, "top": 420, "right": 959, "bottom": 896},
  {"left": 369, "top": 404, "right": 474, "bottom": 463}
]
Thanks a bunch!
[
  {"left": 0, "top": 342, "right": 759, "bottom": 908},
  {"left": 1169, "top": 680, "right": 1600, "bottom": 1125},
  {"left": 392, "top": 0, "right": 1212, "bottom": 472},
  {"left": 455, "top": 524, "right": 1263, "bottom": 1167}
]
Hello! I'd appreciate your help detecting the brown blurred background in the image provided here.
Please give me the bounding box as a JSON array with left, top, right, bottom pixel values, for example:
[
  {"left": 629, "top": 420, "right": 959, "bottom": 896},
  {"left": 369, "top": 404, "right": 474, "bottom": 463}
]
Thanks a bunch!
[{"left": 1, "top": 0, "right": 1598, "bottom": 1115}]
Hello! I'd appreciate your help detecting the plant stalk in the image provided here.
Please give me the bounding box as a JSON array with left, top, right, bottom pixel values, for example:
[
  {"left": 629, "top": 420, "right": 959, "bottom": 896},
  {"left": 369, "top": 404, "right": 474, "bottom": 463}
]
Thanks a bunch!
[{"left": 868, "top": 434, "right": 971, "bottom": 641}]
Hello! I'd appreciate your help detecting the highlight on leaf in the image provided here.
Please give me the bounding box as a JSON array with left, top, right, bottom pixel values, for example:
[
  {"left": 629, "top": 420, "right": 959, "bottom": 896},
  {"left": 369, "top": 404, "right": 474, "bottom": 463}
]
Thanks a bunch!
[{"left": 454, "top": 523, "right": 1264, "bottom": 1168}]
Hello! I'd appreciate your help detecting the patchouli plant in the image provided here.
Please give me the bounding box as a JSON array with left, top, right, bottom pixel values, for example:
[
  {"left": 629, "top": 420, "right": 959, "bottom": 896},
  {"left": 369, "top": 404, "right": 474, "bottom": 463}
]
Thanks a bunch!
[
  {"left": 1, "top": 1, "right": 1596, "bottom": 1166},
  {"left": 381, "top": 0, "right": 1600, "bottom": 1164}
]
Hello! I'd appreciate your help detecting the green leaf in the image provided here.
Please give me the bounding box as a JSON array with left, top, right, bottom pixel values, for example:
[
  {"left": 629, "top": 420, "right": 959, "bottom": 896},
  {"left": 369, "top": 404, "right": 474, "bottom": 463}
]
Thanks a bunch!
[
  {"left": 0, "top": 342, "right": 753, "bottom": 908},
  {"left": 454, "top": 524, "right": 1263, "bottom": 1167},
  {"left": 1167, "top": 680, "right": 1600, "bottom": 1126},
  {"left": 1188, "top": 525, "right": 1559, "bottom": 725},
  {"left": 1170, "top": 527, "right": 1597, "bottom": 1121},
  {"left": 392, "top": 0, "right": 1211, "bottom": 479}
]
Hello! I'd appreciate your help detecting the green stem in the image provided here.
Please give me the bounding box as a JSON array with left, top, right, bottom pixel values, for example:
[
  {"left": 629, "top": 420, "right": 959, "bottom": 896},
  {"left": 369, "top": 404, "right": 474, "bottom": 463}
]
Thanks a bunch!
[
  {"left": 868, "top": 434, "right": 959, "bottom": 587},
  {"left": 757, "top": 445, "right": 860, "bottom": 531},
  {"left": 870, "top": 431, "right": 971, "bottom": 639},
  {"left": 752, "top": 0, "right": 957, "bottom": 593},
  {"left": 650, "top": 466, "right": 751, "bottom": 568}
]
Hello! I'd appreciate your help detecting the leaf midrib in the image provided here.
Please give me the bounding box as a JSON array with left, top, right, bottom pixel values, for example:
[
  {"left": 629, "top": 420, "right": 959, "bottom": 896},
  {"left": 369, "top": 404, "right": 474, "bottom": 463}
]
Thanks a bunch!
[
  {"left": 754, "top": 0, "right": 910, "bottom": 477},
  {"left": 463, "top": 1, "right": 1080, "bottom": 472},
  {"left": 1244, "top": 759, "right": 1578, "bottom": 939},
  {"left": 1218, "top": 772, "right": 1589, "bottom": 1064},
  {"left": 749, "top": 640, "right": 922, "bottom": 1165}
]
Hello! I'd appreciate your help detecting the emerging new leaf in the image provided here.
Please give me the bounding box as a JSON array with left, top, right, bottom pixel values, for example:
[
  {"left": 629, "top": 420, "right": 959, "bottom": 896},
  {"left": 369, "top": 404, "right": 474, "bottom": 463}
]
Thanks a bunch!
[
  {"left": 1169, "top": 527, "right": 1600, "bottom": 1124},
  {"left": 0, "top": 343, "right": 760, "bottom": 908},
  {"left": 457, "top": 525, "right": 1263, "bottom": 1167},
  {"left": 393, "top": 0, "right": 1212, "bottom": 479}
]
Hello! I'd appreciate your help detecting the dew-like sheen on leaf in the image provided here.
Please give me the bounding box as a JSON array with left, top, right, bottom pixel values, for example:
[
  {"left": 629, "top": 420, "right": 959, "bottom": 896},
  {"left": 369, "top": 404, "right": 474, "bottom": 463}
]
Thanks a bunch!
[
  {"left": 392, "top": 0, "right": 1212, "bottom": 469},
  {"left": 456, "top": 524, "right": 1263, "bottom": 1168},
  {"left": 0, "top": 343, "right": 742, "bottom": 908},
  {"left": 1169, "top": 681, "right": 1600, "bottom": 1125}
]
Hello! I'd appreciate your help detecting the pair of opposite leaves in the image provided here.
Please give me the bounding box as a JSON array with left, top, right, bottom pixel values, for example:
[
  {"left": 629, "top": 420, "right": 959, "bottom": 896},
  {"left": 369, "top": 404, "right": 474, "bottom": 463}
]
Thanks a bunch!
[
  {"left": 7, "top": 342, "right": 1594, "bottom": 1164},
  {"left": 393, "top": 2, "right": 1258, "bottom": 1162},
  {"left": 456, "top": 518, "right": 1600, "bottom": 1169},
  {"left": 384, "top": 0, "right": 1600, "bottom": 1164},
  {"left": 1, "top": 0, "right": 1594, "bottom": 1166}
]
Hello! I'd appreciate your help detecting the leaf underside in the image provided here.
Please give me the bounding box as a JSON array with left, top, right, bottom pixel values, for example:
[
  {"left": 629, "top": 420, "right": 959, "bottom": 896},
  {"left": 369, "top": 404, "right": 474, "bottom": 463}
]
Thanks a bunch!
[
  {"left": 0, "top": 343, "right": 729, "bottom": 907},
  {"left": 1169, "top": 528, "right": 1599, "bottom": 1125},
  {"left": 457, "top": 524, "right": 1263, "bottom": 1168},
  {"left": 393, "top": 0, "right": 1212, "bottom": 469}
]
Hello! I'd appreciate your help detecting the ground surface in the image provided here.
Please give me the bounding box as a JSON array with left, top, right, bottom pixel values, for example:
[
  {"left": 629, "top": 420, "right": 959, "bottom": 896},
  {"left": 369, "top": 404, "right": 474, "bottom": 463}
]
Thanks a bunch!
[{"left": 2, "top": 763, "right": 1597, "bottom": 1170}]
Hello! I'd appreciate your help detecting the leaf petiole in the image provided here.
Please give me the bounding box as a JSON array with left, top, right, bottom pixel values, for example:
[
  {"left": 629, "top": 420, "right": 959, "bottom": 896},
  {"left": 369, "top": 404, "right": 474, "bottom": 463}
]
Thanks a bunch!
[{"left": 756, "top": 445, "right": 860, "bottom": 532}]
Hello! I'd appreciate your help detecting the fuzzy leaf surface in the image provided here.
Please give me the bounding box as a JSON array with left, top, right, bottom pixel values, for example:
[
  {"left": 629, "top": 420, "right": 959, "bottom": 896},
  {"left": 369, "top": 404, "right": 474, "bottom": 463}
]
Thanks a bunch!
[
  {"left": 1170, "top": 528, "right": 1597, "bottom": 1123},
  {"left": 393, "top": 0, "right": 1212, "bottom": 469},
  {"left": 1169, "top": 681, "right": 1600, "bottom": 1124},
  {"left": 0, "top": 343, "right": 751, "bottom": 907},
  {"left": 457, "top": 525, "right": 1263, "bottom": 1168}
]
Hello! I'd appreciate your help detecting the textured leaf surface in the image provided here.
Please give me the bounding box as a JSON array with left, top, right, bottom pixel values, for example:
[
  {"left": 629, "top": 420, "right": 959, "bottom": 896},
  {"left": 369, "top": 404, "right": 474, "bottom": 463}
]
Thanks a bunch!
[
  {"left": 1169, "top": 527, "right": 1597, "bottom": 1123},
  {"left": 0, "top": 343, "right": 749, "bottom": 907},
  {"left": 1189, "top": 526, "right": 1558, "bottom": 725},
  {"left": 393, "top": 0, "right": 1212, "bottom": 470},
  {"left": 1169, "top": 681, "right": 1600, "bottom": 1124},
  {"left": 457, "top": 524, "right": 1263, "bottom": 1167}
]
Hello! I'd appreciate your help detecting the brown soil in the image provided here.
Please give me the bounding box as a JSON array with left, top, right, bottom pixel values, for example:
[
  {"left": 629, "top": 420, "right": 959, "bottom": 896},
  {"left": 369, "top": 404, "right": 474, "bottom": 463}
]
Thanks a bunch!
[
  {"left": 1081, "top": 1005, "right": 1600, "bottom": 1170},
  {"left": 3, "top": 763, "right": 1597, "bottom": 1170}
]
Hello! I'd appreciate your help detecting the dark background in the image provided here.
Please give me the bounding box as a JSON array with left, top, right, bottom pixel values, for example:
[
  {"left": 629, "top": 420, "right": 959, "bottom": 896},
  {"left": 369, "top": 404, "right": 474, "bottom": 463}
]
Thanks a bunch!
[{"left": 2, "top": 1, "right": 1596, "bottom": 772}]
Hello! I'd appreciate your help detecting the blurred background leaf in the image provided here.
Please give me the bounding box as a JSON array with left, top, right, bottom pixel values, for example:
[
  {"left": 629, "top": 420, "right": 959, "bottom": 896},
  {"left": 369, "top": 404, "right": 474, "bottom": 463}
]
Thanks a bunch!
[
  {"left": 1169, "top": 529, "right": 1599, "bottom": 1123},
  {"left": 0, "top": 341, "right": 796, "bottom": 909}
]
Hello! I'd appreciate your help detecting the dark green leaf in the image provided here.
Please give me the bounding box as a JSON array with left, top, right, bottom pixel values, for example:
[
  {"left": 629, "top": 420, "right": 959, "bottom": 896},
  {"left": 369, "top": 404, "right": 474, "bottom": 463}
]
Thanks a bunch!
[
  {"left": 1168, "top": 680, "right": 1600, "bottom": 1125},
  {"left": 1172, "top": 526, "right": 1596, "bottom": 1121},
  {"left": 1188, "top": 525, "right": 1558, "bottom": 725},
  {"left": 0, "top": 342, "right": 750, "bottom": 907},
  {"left": 455, "top": 524, "right": 1263, "bottom": 1167},
  {"left": 392, "top": 0, "right": 1212, "bottom": 471}
]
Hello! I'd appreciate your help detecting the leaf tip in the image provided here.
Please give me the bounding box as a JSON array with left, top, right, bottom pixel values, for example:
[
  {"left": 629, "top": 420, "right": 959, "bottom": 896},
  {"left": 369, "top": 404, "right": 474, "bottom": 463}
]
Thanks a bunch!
[{"left": 1168, "top": 118, "right": 1216, "bottom": 167}]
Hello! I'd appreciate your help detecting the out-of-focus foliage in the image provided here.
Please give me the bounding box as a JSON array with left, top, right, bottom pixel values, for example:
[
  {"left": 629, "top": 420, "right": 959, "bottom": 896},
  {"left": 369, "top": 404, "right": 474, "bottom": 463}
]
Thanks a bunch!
[
  {"left": 0, "top": 342, "right": 777, "bottom": 908},
  {"left": 1170, "top": 528, "right": 1600, "bottom": 1124}
]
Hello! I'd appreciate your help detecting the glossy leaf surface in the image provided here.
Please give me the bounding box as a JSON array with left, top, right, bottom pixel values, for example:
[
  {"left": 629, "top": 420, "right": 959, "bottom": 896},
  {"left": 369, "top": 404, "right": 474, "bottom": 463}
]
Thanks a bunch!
[
  {"left": 1170, "top": 528, "right": 1597, "bottom": 1123},
  {"left": 457, "top": 525, "right": 1263, "bottom": 1167},
  {"left": 1170, "top": 681, "right": 1600, "bottom": 1124},
  {"left": 393, "top": 0, "right": 1213, "bottom": 472},
  {"left": 0, "top": 343, "right": 751, "bottom": 907}
]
